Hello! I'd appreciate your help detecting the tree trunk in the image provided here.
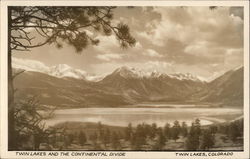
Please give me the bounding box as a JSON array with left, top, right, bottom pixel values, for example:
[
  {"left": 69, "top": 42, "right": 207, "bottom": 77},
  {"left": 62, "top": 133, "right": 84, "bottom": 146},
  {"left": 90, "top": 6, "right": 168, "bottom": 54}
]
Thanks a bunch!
[{"left": 8, "top": 7, "right": 17, "bottom": 150}]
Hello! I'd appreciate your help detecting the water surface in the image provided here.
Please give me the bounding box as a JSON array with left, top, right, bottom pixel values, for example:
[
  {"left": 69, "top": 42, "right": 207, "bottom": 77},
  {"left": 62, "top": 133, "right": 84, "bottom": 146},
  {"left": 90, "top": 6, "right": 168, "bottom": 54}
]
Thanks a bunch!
[{"left": 45, "top": 106, "right": 243, "bottom": 127}]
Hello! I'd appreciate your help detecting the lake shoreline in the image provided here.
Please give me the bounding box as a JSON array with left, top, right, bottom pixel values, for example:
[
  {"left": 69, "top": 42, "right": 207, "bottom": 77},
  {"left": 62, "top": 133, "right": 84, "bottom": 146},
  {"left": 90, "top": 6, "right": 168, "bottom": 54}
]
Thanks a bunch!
[
  {"left": 44, "top": 106, "right": 243, "bottom": 128},
  {"left": 47, "top": 102, "right": 243, "bottom": 110}
]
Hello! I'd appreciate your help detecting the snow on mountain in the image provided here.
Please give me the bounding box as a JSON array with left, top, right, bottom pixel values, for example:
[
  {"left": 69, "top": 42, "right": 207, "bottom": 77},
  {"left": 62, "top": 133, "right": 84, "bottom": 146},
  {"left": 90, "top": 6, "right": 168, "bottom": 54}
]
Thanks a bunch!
[
  {"left": 12, "top": 58, "right": 103, "bottom": 81},
  {"left": 150, "top": 70, "right": 162, "bottom": 78},
  {"left": 12, "top": 58, "right": 204, "bottom": 82},
  {"left": 113, "top": 66, "right": 151, "bottom": 78},
  {"left": 168, "top": 73, "right": 202, "bottom": 82},
  {"left": 49, "top": 64, "right": 87, "bottom": 79},
  {"left": 85, "top": 74, "right": 106, "bottom": 82},
  {"left": 112, "top": 66, "right": 202, "bottom": 82}
]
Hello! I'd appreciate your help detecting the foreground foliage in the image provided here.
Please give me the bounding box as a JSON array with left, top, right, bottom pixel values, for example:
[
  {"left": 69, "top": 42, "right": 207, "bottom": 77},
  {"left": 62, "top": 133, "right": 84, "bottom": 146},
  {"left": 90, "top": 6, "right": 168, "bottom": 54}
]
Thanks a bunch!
[
  {"left": 15, "top": 107, "right": 243, "bottom": 151},
  {"left": 8, "top": 6, "right": 136, "bottom": 150}
]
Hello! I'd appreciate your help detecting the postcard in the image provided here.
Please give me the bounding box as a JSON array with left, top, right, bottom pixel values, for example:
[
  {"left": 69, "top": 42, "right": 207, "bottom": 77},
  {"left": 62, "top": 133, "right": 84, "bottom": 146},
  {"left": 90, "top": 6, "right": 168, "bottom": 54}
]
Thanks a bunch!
[{"left": 0, "top": 0, "right": 249, "bottom": 158}]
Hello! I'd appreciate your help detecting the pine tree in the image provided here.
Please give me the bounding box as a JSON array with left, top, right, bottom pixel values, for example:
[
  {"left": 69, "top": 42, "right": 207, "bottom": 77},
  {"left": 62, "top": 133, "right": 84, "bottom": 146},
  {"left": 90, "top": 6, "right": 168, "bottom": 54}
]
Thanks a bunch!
[
  {"left": 130, "top": 132, "right": 136, "bottom": 147},
  {"left": 229, "top": 121, "right": 241, "bottom": 142},
  {"left": 90, "top": 132, "right": 98, "bottom": 143},
  {"left": 97, "top": 122, "right": 105, "bottom": 143},
  {"left": 185, "top": 120, "right": 201, "bottom": 150},
  {"left": 103, "top": 128, "right": 111, "bottom": 147},
  {"left": 111, "top": 132, "right": 120, "bottom": 150},
  {"left": 13, "top": 97, "right": 53, "bottom": 150},
  {"left": 171, "top": 120, "right": 181, "bottom": 142},
  {"left": 209, "top": 125, "right": 218, "bottom": 135},
  {"left": 125, "top": 123, "right": 133, "bottom": 141},
  {"left": 68, "top": 133, "right": 75, "bottom": 145},
  {"left": 181, "top": 122, "right": 188, "bottom": 137},
  {"left": 8, "top": 6, "right": 136, "bottom": 150},
  {"left": 150, "top": 123, "right": 158, "bottom": 139},
  {"left": 78, "top": 131, "right": 87, "bottom": 146},
  {"left": 164, "top": 123, "right": 171, "bottom": 140},
  {"left": 200, "top": 129, "right": 215, "bottom": 150},
  {"left": 133, "top": 124, "right": 147, "bottom": 150},
  {"left": 153, "top": 128, "right": 166, "bottom": 150},
  {"left": 194, "top": 119, "right": 201, "bottom": 136}
]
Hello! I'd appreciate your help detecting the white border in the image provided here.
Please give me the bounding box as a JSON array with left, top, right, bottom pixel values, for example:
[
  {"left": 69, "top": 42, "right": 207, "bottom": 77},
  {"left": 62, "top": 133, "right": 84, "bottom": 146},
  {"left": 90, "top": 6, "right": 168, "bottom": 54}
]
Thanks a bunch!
[{"left": 0, "top": 1, "right": 249, "bottom": 159}]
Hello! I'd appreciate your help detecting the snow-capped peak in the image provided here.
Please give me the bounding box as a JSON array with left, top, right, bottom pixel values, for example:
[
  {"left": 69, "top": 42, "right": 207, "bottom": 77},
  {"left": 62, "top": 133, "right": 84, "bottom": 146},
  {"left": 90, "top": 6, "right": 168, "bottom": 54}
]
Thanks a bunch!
[
  {"left": 168, "top": 73, "right": 202, "bottom": 82},
  {"left": 114, "top": 66, "right": 151, "bottom": 78},
  {"left": 49, "top": 64, "right": 87, "bottom": 79},
  {"left": 12, "top": 58, "right": 103, "bottom": 82},
  {"left": 151, "top": 70, "right": 162, "bottom": 78},
  {"left": 113, "top": 66, "right": 202, "bottom": 82},
  {"left": 50, "top": 64, "right": 71, "bottom": 72},
  {"left": 12, "top": 58, "right": 204, "bottom": 82},
  {"left": 85, "top": 74, "right": 106, "bottom": 82}
]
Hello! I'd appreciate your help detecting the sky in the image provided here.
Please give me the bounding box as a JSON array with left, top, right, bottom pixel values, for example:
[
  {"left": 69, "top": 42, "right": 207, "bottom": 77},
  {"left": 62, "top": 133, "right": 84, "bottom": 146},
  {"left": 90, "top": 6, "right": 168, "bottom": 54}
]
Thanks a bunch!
[{"left": 13, "top": 6, "right": 244, "bottom": 80}]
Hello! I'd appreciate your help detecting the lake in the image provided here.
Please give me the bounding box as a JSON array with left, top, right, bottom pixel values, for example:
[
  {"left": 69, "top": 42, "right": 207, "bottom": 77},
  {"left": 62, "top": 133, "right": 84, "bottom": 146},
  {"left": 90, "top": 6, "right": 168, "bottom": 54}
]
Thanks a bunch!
[{"left": 44, "top": 106, "right": 243, "bottom": 127}]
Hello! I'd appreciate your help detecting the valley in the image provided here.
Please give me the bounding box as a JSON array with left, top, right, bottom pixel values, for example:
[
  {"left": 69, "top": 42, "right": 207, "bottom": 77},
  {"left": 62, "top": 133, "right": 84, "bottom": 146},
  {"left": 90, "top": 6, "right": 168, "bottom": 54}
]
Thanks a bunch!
[
  {"left": 13, "top": 65, "right": 244, "bottom": 109},
  {"left": 11, "top": 61, "right": 244, "bottom": 151}
]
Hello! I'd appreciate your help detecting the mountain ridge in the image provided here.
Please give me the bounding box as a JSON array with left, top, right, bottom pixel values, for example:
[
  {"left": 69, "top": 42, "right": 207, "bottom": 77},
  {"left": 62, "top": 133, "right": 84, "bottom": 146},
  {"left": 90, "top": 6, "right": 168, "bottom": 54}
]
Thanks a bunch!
[
  {"left": 12, "top": 58, "right": 105, "bottom": 82},
  {"left": 12, "top": 58, "right": 205, "bottom": 82},
  {"left": 12, "top": 58, "right": 243, "bottom": 108}
]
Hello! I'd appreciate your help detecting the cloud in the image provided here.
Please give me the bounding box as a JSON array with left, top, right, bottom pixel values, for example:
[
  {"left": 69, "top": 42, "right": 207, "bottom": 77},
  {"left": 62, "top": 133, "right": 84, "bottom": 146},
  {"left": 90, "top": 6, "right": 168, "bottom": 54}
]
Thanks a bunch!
[
  {"left": 134, "top": 6, "right": 243, "bottom": 73},
  {"left": 90, "top": 60, "right": 175, "bottom": 75},
  {"left": 12, "top": 57, "right": 50, "bottom": 72},
  {"left": 94, "top": 35, "right": 120, "bottom": 53},
  {"left": 92, "top": 7, "right": 243, "bottom": 78},
  {"left": 134, "top": 42, "right": 142, "bottom": 50},
  {"left": 183, "top": 41, "right": 225, "bottom": 58},
  {"left": 96, "top": 53, "right": 124, "bottom": 61},
  {"left": 137, "top": 7, "right": 243, "bottom": 49},
  {"left": 141, "top": 61, "right": 173, "bottom": 72},
  {"left": 13, "top": 7, "right": 244, "bottom": 80},
  {"left": 143, "top": 49, "right": 163, "bottom": 57},
  {"left": 229, "top": 7, "right": 243, "bottom": 20}
]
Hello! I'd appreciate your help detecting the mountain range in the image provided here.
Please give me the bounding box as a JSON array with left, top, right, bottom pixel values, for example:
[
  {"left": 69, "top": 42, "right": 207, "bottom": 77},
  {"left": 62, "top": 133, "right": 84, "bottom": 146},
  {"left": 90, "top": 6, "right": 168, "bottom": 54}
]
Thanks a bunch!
[
  {"left": 12, "top": 59, "right": 243, "bottom": 108},
  {"left": 12, "top": 58, "right": 105, "bottom": 82}
]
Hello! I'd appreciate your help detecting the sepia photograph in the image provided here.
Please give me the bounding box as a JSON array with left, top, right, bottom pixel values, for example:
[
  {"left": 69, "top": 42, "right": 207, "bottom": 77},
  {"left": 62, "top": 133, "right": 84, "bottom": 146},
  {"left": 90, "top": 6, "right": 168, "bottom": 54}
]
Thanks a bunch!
[{"left": 0, "top": 1, "right": 249, "bottom": 158}]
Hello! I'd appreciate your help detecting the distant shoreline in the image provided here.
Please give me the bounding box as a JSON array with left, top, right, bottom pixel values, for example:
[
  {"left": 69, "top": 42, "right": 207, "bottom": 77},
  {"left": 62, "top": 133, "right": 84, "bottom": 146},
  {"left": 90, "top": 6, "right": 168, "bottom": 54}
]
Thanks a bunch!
[{"left": 45, "top": 103, "right": 243, "bottom": 110}]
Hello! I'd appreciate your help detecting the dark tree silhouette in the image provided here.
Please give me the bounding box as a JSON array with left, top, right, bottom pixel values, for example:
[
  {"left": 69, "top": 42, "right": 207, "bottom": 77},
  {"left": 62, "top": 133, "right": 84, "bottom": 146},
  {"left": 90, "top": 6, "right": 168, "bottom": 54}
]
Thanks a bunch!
[
  {"left": 194, "top": 119, "right": 201, "bottom": 136},
  {"left": 97, "top": 121, "right": 105, "bottom": 141},
  {"left": 125, "top": 123, "right": 133, "bottom": 141},
  {"left": 164, "top": 123, "right": 171, "bottom": 140},
  {"left": 132, "top": 124, "right": 147, "bottom": 149},
  {"left": 10, "top": 7, "right": 136, "bottom": 52},
  {"left": 209, "top": 125, "right": 218, "bottom": 135},
  {"left": 111, "top": 131, "right": 121, "bottom": 150},
  {"left": 14, "top": 96, "right": 54, "bottom": 150},
  {"left": 8, "top": 6, "right": 136, "bottom": 150},
  {"left": 103, "top": 128, "right": 111, "bottom": 147},
  {"left": 90, "top": 132, "right": 98, "bottom": 143},
  {"left": 171, "top": 120, "right": 181, "bottom": 142},
  {"left": 78, "top": 131, "right": 87, "bottom": 146},
  {"left": 150, "top": 123, "right": 157, "bottom": 139},
  {"left": 185, "top": 119, "right": 201, "bottom": 150},
  {"left": 228, "top": 121, "right": 241, "bottom": 142},
  {"left": 67, "top": 133, "right": 75, "bottom": 145},
  {"left": 209, "top": 6, "right": 218, "bottom": 10},
  {"left": 153, "top": 128, "right": 166, "bottom": 150},
  {"left": 181, "top": 121, "right": 188, "bottom": 137},
  {"left": 200, "top": 129, "right": 215, "bottom": 150}
]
